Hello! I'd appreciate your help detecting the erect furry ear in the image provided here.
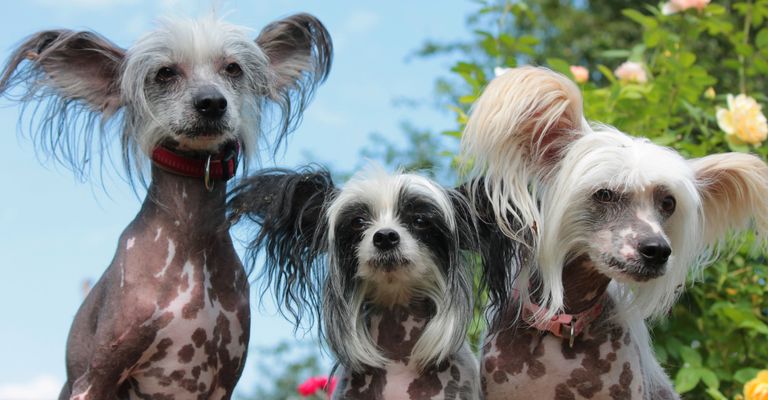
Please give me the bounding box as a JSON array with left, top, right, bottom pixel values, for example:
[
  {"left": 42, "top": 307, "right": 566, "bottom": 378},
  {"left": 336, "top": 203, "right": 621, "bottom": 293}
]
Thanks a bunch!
[
  {"left": 0, "top": 30, "right": 124, "bottom": 114},
  {"left": 256, "top": 14, "right": 333, "bottom": 144},
  {"left": 228, "top": 165, "right": 335, "bottom": 327},
  {"left": 690, "top": 153, "right": 768, "bottom": 246},
  {"left": 461, "top": 66, "right": 584, "bottom": 238},
  {"left": 0, "top": 30, "right": 125, "bottom": 177}
]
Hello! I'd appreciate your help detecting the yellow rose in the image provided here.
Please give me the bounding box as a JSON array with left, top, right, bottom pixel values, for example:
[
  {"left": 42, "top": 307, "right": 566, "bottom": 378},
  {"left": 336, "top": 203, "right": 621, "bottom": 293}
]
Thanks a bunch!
[
  {"left": 745, "top": 370, "right": 768, "bottom": 400},
  {"left": 716, "top": 94, "right": 768, "bottom": 146}
]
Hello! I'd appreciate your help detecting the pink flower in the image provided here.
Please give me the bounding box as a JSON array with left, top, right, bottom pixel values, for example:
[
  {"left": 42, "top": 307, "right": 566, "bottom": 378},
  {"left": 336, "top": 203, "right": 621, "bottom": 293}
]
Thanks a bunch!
[
  {"left": 298, "top": 376, "right": 337, "bottom": 397},
  {"left": 662, "top": 0, "right": 710, "bottom": 14},
  {"left": 614, "top": 61, "right": 647, "bottom": 84},
  {"left": 569, "top": 65, "right": 589, "bottom": 83}
]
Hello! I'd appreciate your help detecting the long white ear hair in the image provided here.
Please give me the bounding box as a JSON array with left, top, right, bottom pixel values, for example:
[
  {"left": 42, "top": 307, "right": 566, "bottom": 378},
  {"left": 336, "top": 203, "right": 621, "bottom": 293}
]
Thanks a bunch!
[
  {"left": 461, "top": 66, "right": 585, "bottom": 240},
  {"left": 461, "top": 66, "right": 585, "bottom": 320},
  {"left": 691, "top": 152, "right": 768, "bottom": 248}
]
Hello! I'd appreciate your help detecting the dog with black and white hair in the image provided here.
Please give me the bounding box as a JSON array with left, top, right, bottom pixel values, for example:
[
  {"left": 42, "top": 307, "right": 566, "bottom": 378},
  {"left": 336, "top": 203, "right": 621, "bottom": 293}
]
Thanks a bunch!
[
  {"left": 1, "top": 14, "right": 331, "bottom": 399},
  {"left": 229, "top": 165, "right": 481, "bottom": 399},
  {"left": 461, "top": 66, "right": 768, "bottom": 399}
]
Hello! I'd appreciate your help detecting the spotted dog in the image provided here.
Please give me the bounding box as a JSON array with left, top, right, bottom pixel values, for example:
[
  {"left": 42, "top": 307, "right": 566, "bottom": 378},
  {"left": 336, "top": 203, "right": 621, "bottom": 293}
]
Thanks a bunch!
[
  {"left": 229, "top": 166, "right": 482, "bottom": 399},
  {"left": 460, "top": 66, "right": 768, "bottom": 399},
  {"left": 0, "top": 13, "right": 332, "bottom": 399}
]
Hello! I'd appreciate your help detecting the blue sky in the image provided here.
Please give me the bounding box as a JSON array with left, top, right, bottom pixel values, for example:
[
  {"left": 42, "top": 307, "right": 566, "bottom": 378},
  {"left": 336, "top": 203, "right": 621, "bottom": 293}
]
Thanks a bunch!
[{"left": 0, "top": 0, "right": 475, "bottom": 398}]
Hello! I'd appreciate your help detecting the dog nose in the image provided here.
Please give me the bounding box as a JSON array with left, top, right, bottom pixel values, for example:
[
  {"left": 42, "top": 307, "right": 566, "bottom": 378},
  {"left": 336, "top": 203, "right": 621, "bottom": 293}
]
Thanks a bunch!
[
  {"left": 373, "top": 229, "right": 400, "bottom": 251},
  {"left": 193, "top": 89, "right": 227, "bottom": 119},
  {"left": 638, "top": 239, "right": 671, "bottom": 266}
]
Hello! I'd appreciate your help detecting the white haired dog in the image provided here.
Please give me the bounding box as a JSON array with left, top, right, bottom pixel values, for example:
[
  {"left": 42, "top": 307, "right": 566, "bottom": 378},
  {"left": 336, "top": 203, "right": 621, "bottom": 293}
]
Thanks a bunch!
[
  {"left": 229, "top": 166, "right": 481, "bottom": 399},
  {"left": 0, "top": 14, "right": 331, "bottom": 399},
  {"left": 461, "top": 66, "right": 768, "bottom": 399}
]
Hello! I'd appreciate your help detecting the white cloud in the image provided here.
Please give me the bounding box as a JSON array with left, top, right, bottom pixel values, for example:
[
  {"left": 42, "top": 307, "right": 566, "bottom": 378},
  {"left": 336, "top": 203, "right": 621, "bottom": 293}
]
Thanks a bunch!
[{"left": 0, "top": 375, "right": 61, "bottom": 400}]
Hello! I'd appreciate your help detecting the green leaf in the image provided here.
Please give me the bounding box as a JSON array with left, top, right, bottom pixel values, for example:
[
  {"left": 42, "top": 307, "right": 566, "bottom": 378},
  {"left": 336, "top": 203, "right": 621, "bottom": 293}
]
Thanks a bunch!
[
  {"left": 622, "top": 9, "right": 658, "bottom": 29},
  {"left": 679, "top": 347, "right": 703, "bottom": 367},
  {"left": 600, "top": 49, "right": 632, "bottom": 59},
  {"left": 734, "top": 368, "right": 761, "bottom": 384},
  {"left": 644, "top": 29, "right": 664, "bottom": 48},
  {"left": 675, "top": 367, "right": 702, "bottom": 394},
  {"left": 546, "top": 58, "right": 573, "bottom": 77},
  {"left": 699, "top": 368, "right": 719, "bottom": 389},
  {"left": 705, "top": 387, "right": 728, "bottom": 400},
  {"left": 597, "top": 65, "right": 617, "bottom": 83},
  {"left": 757, "top": 29, "right": 768, "bottom": 51}
]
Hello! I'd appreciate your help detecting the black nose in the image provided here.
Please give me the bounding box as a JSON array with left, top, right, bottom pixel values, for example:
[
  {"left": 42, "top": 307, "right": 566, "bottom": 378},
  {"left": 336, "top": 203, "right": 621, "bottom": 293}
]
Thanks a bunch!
[
  {"left": 638, "top": 239, "right": 671, "bottom": 266},
  {"left": 373, "top": 229, "right": 400, "bottom": 251},
  {"left": 193, "top": 88, "right": 227, "bottom": 119}
]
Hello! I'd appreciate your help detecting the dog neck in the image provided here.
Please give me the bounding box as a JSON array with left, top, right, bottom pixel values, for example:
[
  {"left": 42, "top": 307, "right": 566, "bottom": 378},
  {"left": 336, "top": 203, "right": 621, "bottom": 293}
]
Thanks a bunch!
[
  {"left": 144, "top": 165, "right": 228, "bottom": 231},
  {"left": 366, "top": 299, "right": 433, "bottom": 363},
  {"left": 561, "top": 254, "right": 611, "bottom": 314}
]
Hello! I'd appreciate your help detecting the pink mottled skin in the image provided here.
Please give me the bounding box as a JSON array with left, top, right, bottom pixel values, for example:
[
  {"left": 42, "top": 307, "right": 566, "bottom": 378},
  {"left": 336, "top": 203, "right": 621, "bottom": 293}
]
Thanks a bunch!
[{"left": 61, "top": 166, "right": 250, "bottom": 400}]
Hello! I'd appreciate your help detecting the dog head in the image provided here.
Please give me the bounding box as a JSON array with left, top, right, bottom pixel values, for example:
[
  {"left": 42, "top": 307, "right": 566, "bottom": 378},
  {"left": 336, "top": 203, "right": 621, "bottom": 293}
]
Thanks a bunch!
[
  {"left": 229, "top": 165, "right": 476, "bottom": 372},
  {"left": 0, "top": 14, "right": 331, "bottom": 179},
  {"left": 462, "top": 66, "right": 768, "bottom": 320}
]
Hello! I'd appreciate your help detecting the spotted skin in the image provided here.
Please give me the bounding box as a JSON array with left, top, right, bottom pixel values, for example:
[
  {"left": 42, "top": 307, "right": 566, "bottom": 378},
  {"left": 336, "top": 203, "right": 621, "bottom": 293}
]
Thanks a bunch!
[
  {"left": 332, "top": 304, "right": 480, "bottom": 400},
  {"left": 59, "top": 167, "right": 250, "bottom": 400},
  {"left": 482, "top": 299, "right": 645, "bottom": 400},
  {"left": 481, "top": 292, "right": 681, "bottom": 400}
]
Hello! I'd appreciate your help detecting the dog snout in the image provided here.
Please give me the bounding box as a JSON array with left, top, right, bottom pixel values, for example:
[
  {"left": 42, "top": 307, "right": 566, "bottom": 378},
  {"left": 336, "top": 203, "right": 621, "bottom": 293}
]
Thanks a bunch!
[
  {"left": 193, "top": 87, "right": 227, "bottom": 119},
  {"left": 373, "top": 228, "right": 400, "bottom": 251},
  {"left": 638, "top": 238, "right": 671, "bottom": 267}
]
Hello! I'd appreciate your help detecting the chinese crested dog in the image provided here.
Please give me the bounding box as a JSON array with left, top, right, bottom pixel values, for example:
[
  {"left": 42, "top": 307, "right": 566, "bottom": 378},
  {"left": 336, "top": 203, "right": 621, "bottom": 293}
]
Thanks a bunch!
[
  {"left": 0, "top": 14, "right": 331, "bottom": 399},
  {"left": 229, "top": 166, "right": 481, "bottom": 399},
  {"left": 461, "top": 66, "right": 768, "bottom": 399}
]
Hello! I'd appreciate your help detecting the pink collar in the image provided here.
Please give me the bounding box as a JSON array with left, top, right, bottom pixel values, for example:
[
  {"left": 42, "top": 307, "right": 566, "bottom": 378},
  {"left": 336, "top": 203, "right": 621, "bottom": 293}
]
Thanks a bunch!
[{"left": 521, "top": 294, "right": 605, "bottom": 347}]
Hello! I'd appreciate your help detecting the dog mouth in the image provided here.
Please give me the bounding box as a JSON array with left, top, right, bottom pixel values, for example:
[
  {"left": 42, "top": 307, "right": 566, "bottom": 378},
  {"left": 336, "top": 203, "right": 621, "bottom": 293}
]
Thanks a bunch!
[
  {"left": 367, "top": 252, "right": 411, "bottom": 271},
  {"left": 180, "top": 122, "right": 233, "bottom": 139},
  {"left": 603, "top": 257, "right": 666, "bottom": 282}
]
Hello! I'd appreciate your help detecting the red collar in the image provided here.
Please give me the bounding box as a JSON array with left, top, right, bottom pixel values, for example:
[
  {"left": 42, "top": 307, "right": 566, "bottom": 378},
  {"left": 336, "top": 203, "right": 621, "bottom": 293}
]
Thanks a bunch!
[
  {"left": 521, "top": 294, "right": 605, "bottom": 347},
  {"left": 151, "top": 142, "right": 239, "bottom": 183}
]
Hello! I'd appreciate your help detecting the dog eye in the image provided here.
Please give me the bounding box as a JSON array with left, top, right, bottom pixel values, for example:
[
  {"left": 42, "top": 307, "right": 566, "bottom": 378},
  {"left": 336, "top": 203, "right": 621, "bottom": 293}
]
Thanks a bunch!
[
  {"left": 224, "top": 62, "right": 243, "bottom": 77},
  {"left": 155, "top": 66, "right": 178, "bottom": 83},
  {"left": 660, "top": 195, "right": 676, "bottom": 214},
  {"left": 593, "top": 188, "right": 619, "bottom": 203},
  {"left": 412, "top": 216, "right": 430, "bottom": 229},
  {"left": 350, "top": 217, "right": 366, "bottom": 230}
]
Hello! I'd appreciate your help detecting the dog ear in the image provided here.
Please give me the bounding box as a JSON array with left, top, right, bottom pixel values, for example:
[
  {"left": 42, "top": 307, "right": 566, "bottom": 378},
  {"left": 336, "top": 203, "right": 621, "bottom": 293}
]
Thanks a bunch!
[
  {"left": 461, "top": 66, "right": 584, "bottom": 238},
  {"left": 0, "top": 30, "right": 125, "bottom": 177},
  {"left": 690, "top": 153, "right": 768, "bottom": 246},
  {"left": 256, "top": 14, "right": 333, "bottom": 143},
  {"left": 456, "top": 180, "right": 529, "bottom": 330},
  {"left": 228, "top": 166, "right": 335, "bottom": 327},
  {"left": 0, "top": 30, "right": 124, "bottom": 115}
]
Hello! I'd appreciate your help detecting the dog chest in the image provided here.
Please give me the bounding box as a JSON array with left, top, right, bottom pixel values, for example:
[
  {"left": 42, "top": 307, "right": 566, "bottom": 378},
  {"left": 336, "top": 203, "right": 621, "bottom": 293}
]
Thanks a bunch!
[
  {"left": 482, "top": 324, "right": 644, "bottom": 400},
  {"left": 123, "top": 256, "right": 247, "bottom": 400}
]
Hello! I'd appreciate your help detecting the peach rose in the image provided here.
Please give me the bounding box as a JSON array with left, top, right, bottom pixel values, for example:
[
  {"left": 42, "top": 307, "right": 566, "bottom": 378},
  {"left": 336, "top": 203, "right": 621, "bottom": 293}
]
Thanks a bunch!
[
  {"left": 662, "top": 0, "right": 710, "bottom": 14},
  {"left": 614, "top": 61, "right": 647, "bottom": 84},
  {"left": 570, "top": 65, "right": 589, "bottom": 83}
]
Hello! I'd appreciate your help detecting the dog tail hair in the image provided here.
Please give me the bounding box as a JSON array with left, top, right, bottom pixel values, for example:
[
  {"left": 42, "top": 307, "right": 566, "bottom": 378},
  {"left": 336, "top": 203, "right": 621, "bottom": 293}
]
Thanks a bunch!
[{"left": 228, "top": 165, "right": 335, "bottom": 329}]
